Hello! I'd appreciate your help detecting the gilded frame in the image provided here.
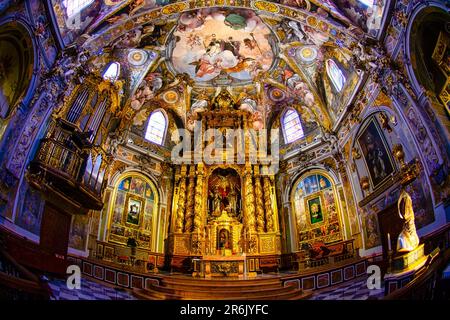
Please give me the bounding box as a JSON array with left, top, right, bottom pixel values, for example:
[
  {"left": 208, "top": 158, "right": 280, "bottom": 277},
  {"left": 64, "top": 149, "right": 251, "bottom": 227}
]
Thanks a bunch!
[
  {"left": 123, "top": 193, "right": 145, "bottom": 229},
  {"left": 305, "top": 193, "right": 325, "bottom": 226},
  {"left": 356, "top": 116, "right": 395, "bottom": 189}
]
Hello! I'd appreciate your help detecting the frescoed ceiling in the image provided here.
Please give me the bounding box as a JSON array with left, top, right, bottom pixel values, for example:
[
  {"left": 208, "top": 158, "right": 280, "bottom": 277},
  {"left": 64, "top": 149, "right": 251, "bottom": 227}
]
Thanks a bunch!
[{"left": 48, "top": 0, "right": 390, "bottom": 138}]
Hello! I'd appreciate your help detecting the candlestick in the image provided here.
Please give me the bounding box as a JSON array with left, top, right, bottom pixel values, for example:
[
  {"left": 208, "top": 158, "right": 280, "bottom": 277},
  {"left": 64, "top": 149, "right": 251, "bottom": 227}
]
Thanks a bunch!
[{"left": 387, "top": 233, "right": 391, "bottom": 251}]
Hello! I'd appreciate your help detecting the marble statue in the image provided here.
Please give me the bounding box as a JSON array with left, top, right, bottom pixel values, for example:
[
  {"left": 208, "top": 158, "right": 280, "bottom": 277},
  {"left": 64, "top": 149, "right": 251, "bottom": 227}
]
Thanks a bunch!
[{"left": 396, "top": 189, "right": 420, "bottom": 253}]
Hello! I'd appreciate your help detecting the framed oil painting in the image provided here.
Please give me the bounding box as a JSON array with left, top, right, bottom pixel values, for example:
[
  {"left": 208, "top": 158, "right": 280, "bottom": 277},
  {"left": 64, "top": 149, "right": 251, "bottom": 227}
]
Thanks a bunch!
[
  {"left": 124, "top": 194, "right": 144, "bottom": 227},
  {"left": 306, "top": 195, "right": 324, "bottom": 224},
  {"left": 357, "top": 117, "right": 395, "bottom": 189},
  {"left": 103, "top": 246, "right": 114, "bottom": 262}
]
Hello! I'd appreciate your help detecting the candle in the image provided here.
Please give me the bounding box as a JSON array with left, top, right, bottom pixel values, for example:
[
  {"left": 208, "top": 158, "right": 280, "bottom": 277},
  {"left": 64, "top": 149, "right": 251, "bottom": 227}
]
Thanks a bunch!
[{"left": 387, "top": 233, "right": 391, "bottom": 251}]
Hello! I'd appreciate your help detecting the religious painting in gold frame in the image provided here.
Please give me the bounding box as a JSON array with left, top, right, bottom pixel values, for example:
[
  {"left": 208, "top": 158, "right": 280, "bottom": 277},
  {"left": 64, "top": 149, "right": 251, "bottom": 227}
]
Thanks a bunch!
[
  {"left": 123, "top": 194, "right": 145, "bottom": 228},
  {"left": 305, "top": 193, "right": 325, "bottom": 225},
  {"left": 357, "top": 117, "right": 395, "bottom": 189}
]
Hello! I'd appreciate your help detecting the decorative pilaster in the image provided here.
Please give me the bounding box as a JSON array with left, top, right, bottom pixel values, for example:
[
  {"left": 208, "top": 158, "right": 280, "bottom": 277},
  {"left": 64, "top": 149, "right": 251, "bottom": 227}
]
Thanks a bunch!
[
  {"left": 193, "top": 163, "right": 204, "bottom": 232},
  {"left": 254, "top": 167, "right": 265, "bottom": 233},
  {"left": 175, "top": 165, "right": 187, "bottom": 233},
  {"left": 263, "top": 175, "right": 274, "bottom": 232},
  {"left": 244, "top": 165, "right": 256, "bottom": 233},
  {"left": 184, "top": 166, "right": 196, "bottom": 232}
]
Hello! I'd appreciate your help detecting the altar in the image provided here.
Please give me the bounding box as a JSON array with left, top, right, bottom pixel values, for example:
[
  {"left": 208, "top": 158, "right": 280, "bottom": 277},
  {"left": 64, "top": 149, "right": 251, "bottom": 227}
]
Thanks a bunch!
[{"left": 193, "top": 255, "right": 251, "bottom": 278}]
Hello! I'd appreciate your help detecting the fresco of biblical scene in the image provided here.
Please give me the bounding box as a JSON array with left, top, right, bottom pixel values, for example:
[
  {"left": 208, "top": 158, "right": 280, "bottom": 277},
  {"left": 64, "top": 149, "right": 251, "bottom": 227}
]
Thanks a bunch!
[
  {"left": 357, "top": 117, "right": 395, "bottom": 189},
  {"left": 293, "top": 173, "right": 342, "bottom": 248},
  {"left": 169, "top": 8, "right": 276, "bottom": 83},
  {"left": 108, "top": 175, "right": 156, "bottom": 248},
  {"left": 334, "top": 0, "right": 386, "bottom": 37},
  {"left": 69, "top": 214, "right": 90, "bottom": 251},
  {"left": 362, "top": 210, "right": 381, "bottom": 249},
  {"left": 208, "top": 168, "right": 242, "bottom": 221},
  {"left": 15, "top": 181, "right": 45, "bottom": 236}
]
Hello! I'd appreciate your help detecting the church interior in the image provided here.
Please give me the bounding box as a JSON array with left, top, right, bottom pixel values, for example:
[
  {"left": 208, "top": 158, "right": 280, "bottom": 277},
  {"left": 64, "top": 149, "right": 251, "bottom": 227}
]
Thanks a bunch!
[{"left": 0, "top": 0, "right": 449, "bottom": 301}]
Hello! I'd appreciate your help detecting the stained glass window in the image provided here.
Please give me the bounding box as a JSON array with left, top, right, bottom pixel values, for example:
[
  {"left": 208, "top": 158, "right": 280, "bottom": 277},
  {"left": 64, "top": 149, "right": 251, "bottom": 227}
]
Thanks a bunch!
[
  {"left": 145, "top": 110, "right": 167, "bottom": 145},
  {"left": 63, "top": 0, "right": 94, "bottom": 18},
  {"left": 102, "top": 62, "right": 120, "bottom": 82},
  {"left": 326, "top": 59, "right": 346, "bottom": 92},
  {"left": 283, "top": 108, "right": 304, "bottom": 144}
]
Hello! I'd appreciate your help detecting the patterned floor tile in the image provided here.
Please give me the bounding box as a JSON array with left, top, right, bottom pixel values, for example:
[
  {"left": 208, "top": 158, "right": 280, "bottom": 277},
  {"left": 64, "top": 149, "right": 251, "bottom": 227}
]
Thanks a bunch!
[{"left": 48, "top": 277, "right": 135, "bottom": 301}]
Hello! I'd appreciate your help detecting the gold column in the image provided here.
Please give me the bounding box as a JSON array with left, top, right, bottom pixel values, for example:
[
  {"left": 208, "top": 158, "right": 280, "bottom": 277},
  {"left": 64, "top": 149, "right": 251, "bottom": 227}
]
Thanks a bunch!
[
  {"left": 254, "top": 166, "right": 265, "bottom": 233},
  {"left": 193, "top": 163, "right": 204, "bottom": 232},
  {"left": 184, "top": 166, "right": 196, "bottom": 233},
  {"left": 263, "top": 175, "right": 275, "bottom": 232},
  {"left": 175, "top": 165, "right": 187, "bottom": 233},
  {"left": 244, "top": 164, "right": 256, "bottom": 233}
]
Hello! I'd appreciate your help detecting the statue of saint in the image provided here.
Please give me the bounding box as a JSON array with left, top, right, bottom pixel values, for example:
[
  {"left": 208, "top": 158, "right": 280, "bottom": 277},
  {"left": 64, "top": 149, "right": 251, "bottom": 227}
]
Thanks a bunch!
[
  {"left": 396, "top": 189, "right": 420, "bottom": 253},
  {"left": 228, "top": 188, "right": 238, "bottom": 214},
  {"left": 213, "top": 193, "right": 222, "bottom": 215}
]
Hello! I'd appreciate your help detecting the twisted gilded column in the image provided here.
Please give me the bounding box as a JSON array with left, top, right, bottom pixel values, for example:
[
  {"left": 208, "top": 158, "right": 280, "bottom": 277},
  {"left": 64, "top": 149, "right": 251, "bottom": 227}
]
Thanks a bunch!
[
  {"left": 254, "top": 167, "right": 265, "bottom": 233},
  {"left": 175, "top": 166, "right": 187, "bottom": 233},
  {"left": 193, "top": 163, "right": 204, "bottom": 232},
  {"left": 184, "top": 166, "right": 196, "bottom": 232},
  {"left": 263, "top": 175, "right": 274, "bottom": 232},
  {"left": 244, "top": 165, "right": 256, "bottom": 233}
]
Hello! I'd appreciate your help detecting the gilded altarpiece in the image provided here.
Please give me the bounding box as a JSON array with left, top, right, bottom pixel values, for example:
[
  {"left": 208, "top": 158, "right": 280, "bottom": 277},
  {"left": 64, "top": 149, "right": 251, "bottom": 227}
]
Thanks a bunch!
[
  {"left": 108, "top": 174, "right": 159, "bottom": 249},
  {"left": 292, "top": 172, "right": 344, "bottom": 250},
  {"left": 168, "top": 94, "right": 281, "bottom": 262}
]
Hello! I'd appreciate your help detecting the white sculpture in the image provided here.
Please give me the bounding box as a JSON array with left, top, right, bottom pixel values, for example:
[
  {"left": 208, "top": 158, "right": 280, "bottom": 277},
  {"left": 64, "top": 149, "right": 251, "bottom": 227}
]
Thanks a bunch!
[{"left": 396, "top": 189, "right": 420, "bottom": 253}]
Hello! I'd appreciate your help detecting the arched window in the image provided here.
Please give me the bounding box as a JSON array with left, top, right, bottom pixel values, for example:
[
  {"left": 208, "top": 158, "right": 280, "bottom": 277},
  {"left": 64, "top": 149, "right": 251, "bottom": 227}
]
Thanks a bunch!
[
  {"left": 358, "top": 0, "right": 373, "bottom": 7},
  {"left": 283, "top": 109, "right": 304, "bottom": 144},
  {"left": 102, "top": 62, "right": 121, "bottom": 82},
  {"left": 63, "top": 0, "right": 94, "bottom": 18},
  {"left": 326, "top": 59, "right": 346, "bottom": 92},
  {"left": 145, "top": 110, "right": 167, "bottom": 145}
]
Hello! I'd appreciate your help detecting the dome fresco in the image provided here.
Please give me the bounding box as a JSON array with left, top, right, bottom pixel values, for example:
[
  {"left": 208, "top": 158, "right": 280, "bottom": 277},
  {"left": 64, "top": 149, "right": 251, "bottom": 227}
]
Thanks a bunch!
[{"left": 168, "top": 8, "right": 276, "bottom": 83}]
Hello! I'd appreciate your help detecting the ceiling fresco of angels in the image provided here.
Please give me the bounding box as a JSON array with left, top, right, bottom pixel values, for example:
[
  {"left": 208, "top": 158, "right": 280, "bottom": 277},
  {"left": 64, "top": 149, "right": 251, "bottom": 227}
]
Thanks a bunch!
[{"left": 168, "top": 8, "right": 276, "bottom": 83}]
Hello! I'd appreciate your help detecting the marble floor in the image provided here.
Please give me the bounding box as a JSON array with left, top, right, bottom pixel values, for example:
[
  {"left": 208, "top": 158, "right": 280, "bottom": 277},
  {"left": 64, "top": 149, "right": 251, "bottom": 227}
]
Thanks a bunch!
[
  {"left": 48, "top": 277, "right": 136, "bottom": 300},
  {"left": 47, "top": 274, "right": 384, "bottom": 300},
  {"left": 308, "top": 276, "right": 385, "bottom": 300}
]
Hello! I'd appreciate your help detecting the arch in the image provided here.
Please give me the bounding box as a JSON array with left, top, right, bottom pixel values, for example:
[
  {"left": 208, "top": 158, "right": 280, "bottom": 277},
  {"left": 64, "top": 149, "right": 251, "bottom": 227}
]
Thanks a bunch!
[
  {"left": 405, "top": 2, "right": 450, "bottom": 106},
  {"left": 326, "top": 59, "right": 346, "bottom": 93},
  {"left": 282, "top": 108, "right": 304, "bottom": 144},
  {"left": 145, "top": 109, "right": 168, "bottom": 145},
  {"left": 106, "top": 172, "right": 160, "bottom": 252},
  {"left": 0, "top": 20, "right": 37, "bottom": 139},
  {"left": 289, "top": 169, "right": 345, "bottom": 251}
]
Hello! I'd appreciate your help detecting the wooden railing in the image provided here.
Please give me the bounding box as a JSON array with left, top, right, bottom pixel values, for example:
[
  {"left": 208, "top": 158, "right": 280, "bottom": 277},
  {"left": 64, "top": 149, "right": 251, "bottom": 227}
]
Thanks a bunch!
[
  {"left": 34, "top": 138, "right": 84, "bottom": 181},
  {"left": 384, "top": 248, "right": 450, "bottom": 300}
]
